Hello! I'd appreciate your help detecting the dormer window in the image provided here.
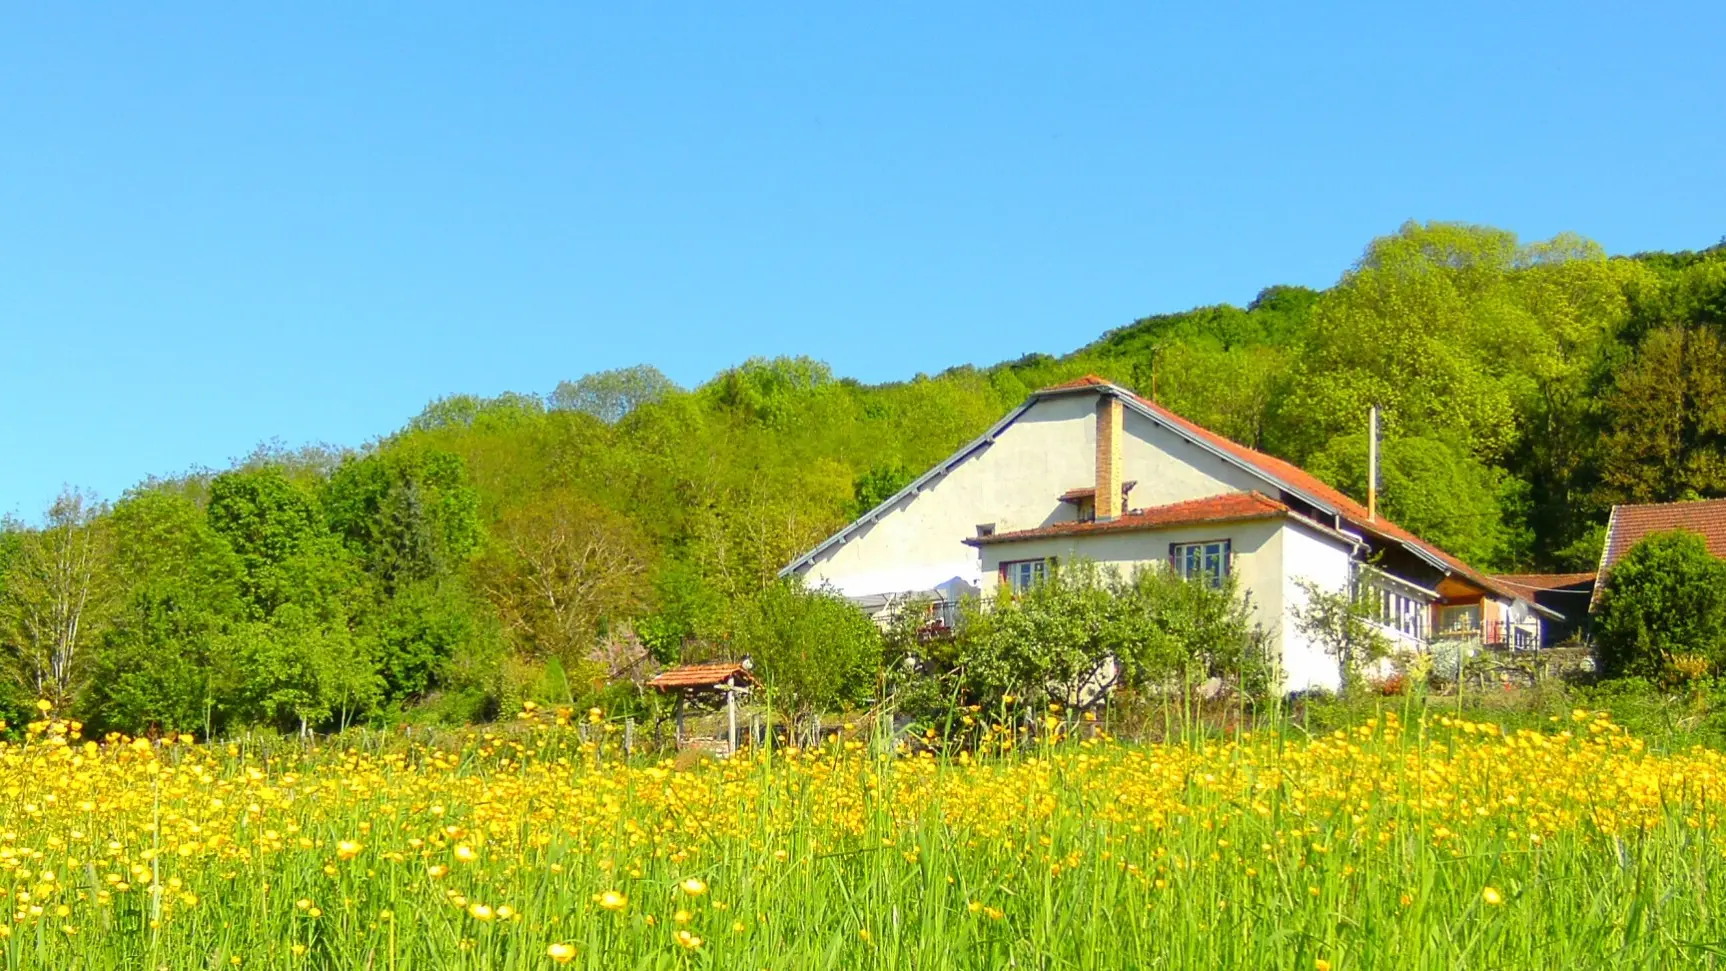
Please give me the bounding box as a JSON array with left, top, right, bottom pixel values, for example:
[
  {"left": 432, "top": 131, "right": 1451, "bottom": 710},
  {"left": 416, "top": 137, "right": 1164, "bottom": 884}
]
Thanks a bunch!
[{"left": 1058, "top": 481, "right": 1136, "bottom": 523}]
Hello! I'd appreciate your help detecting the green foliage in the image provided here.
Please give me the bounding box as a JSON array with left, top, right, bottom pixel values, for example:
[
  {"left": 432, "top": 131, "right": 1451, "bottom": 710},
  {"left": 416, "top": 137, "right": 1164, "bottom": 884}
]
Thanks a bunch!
[
  {"left": 958, "top": 561, "right": 1267, "bottom": 708},
  {"left": 1598, "top": 325, "right": 1726, "bottom": 504},
  {"left": 323, "top": 446, "right": 482, "bottom": 594},
  {"left": 850, "top": 461, "right": 915, "bottom": 518},
  {"left": 1594, "top": 530, "right": 1726, "bottom": 681},
  {"left": 732, "top": 580, "right": 882, "bottom": 720},
  {"left": 360, "top": 579, "right": 494, "bottom": 703},
  {"left": 550, "top": 365, "right": 677, "bottom": 423},
  {"left": 218, "top": 604, "right": 382, "bottom": 733},
  {"left": 84, "top": 491, "right": 246, "bottom": 734},
  {"left": 1307, "top": 434, "right": 1526, "bottom": 568}
]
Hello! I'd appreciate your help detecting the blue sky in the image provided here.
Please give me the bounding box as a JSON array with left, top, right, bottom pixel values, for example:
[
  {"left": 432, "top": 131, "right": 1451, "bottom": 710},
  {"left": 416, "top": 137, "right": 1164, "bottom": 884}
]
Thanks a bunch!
[{"left": 2, "top": 2, "right": 1722, "bottom": 518}]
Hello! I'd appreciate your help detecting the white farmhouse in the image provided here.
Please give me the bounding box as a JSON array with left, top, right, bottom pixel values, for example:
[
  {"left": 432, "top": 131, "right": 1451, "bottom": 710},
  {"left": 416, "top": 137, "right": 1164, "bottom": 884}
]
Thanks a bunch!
[{"left": 782, "top": 375, "right": 1559, "bottom": 693}]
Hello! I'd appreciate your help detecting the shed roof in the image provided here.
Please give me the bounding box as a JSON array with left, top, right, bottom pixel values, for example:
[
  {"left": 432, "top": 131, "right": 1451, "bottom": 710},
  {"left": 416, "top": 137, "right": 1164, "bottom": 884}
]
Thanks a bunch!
[{"left": 648, "top": 662, "right": 755, "bottom": 692}]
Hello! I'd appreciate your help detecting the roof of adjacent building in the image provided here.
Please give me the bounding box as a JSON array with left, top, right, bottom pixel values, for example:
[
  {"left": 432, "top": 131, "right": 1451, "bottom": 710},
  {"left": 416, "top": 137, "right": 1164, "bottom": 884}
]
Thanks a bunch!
[
  {"left": 967, "top": 491, "right": 1289, "bottom": 545},
  {"left": 1599, "top": 498, "right": 1726, "bottom": 575},
  {"left": 648, "top": 662, "right": 755, "bottom": 691},
  {"left": 1489, "top": 572, "right": 1597, "bottom": 601}
]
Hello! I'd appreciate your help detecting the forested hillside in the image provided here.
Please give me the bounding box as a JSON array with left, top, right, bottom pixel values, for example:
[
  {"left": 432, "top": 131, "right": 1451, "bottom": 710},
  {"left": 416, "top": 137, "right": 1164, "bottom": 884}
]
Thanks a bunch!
[{"left": 3, "top": 221, "right": 1723, "bottom": 734}]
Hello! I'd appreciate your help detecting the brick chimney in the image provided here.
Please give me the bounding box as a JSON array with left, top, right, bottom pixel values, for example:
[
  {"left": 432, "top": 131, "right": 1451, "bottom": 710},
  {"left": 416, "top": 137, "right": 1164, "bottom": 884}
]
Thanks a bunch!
[{"left": 1095, "top": 395, "right": 1123, "bottom": 520}]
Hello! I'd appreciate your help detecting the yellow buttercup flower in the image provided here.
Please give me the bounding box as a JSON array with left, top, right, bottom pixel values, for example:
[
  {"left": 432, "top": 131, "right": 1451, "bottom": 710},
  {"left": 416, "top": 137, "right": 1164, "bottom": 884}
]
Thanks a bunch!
[
  {"left": 1482, "top": 887, "right": 1504, "bottom": 906},
  {"left": 598, "top": 890, "right": 627, "bottom": 911},
  {"left": 546, "top": 942, "right": 576, "bottom": 964},
  {"left": 680, "top": 877, "right": 708, "bottom": 896}
]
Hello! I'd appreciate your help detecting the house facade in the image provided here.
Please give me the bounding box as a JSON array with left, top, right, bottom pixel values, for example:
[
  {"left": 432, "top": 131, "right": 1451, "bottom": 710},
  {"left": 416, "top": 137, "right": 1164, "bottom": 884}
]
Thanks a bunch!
[{"left": 782, "top": 376, "right": 1558, "bottom": 693}]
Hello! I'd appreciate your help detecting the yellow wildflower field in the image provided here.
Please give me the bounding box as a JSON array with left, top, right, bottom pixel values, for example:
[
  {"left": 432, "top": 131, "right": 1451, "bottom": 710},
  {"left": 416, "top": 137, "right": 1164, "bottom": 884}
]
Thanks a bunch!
[{"left": 2, "top": 708, "right": 1723, "bottom": 969}]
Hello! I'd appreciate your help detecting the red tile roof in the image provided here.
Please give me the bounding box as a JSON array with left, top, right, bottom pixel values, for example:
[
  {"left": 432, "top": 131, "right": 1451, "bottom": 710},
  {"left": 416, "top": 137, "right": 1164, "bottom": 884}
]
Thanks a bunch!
[
  {"left": 1035, "top": 375, "right": 1525, "bottom": 603},
  {"left": 1490, "top": 572, "right": 1597, "bottom": 590},
  {"left": 1601, "top": 498, "right": 1726, "bottom": 574},
  {"left": 1039, "top": 374, "right": 1113, "bottom": 392},
  {"left": 648, "top": 662, "right": 755, "bottom": 691},
  {"left": 967, "top": 491, "right": 1288, "bottom": 545},
  {"left": 1489, "top": 572, "right": 1596, "bottom": 601}
]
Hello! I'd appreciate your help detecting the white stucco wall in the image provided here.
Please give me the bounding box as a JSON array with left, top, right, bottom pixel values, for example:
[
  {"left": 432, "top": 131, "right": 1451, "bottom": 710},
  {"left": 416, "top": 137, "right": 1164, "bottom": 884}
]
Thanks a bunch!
[
  {"left": 793, "top": 393, "right": 1098, "bottom": 597},
  {"left": 1279, "top": 520, "right": 1352, "bottom": 693},
  {"left": 1119, "top": 410, "right": 1266, "bottom": 508}
]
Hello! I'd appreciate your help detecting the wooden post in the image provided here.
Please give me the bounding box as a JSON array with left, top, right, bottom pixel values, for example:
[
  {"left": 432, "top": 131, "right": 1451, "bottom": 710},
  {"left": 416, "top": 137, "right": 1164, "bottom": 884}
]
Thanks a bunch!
[
  {"left": 674, "top": 694, "right": 686, "bottom": 747},
  {"left": 726, "top": 684, "right": 738, "bottom": 757},
  {"left": 625, "top": 717, "right": 634, "bottom": 758}
]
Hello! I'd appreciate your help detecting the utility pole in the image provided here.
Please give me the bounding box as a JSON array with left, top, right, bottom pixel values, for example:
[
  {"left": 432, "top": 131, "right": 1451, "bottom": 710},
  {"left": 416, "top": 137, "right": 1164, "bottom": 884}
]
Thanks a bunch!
[{"left": 1367, "top": 405, "right": 1380, "bottom": 522}]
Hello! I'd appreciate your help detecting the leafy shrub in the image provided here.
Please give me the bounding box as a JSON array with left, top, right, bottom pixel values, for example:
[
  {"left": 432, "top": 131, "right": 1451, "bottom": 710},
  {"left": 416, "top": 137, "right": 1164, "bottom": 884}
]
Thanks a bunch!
[
  {"left": 1594, "top": 530, "right": 1726, "bottom": 681},
  {"left": 732, "top": 580, "right": 882, "bottom": 723},
  {"left": 957, "top": 560, "right": 1267, "bottom": 711}
]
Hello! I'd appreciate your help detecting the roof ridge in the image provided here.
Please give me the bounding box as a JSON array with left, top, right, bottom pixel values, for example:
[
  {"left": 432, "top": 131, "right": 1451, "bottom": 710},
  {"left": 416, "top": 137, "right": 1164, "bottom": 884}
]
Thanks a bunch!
[{"left": 1609, "top": 496, "right": 1726, "bottom": 511}]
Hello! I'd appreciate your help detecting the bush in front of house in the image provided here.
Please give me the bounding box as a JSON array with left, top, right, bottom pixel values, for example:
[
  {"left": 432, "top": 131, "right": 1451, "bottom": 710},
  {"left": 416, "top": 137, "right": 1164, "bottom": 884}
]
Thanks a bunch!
[
  {"left": 1594, "top": 530, "right": 1726, "bottom": 681},
  {"left": 732, "top": 578, "right": 884, "bottom": 728},
  {"left": 955, "top": 559, "right": 1269, "bottom": 711}
]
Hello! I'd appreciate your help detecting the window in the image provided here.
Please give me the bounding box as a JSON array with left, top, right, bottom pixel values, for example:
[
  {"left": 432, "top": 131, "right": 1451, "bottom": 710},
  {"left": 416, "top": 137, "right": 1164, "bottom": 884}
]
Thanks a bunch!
[
  {"left": 1370, "top": 585, "right": 1426, "bottom": 639},
  {"left": 1438, "top": 604, "right": 1480, "bottom": 633},
  {"left": 975, "top": 523, "right": 996, "bottom": 538},
  {"left": 1352, "top": 566, "right": 1434, "bottom": 640},
  {"left": 1002, "top": 559, "right": 1046, "bottom": 594},
  {"left": 1171, "top": 540, "right": 1230, "bottom": 589}
]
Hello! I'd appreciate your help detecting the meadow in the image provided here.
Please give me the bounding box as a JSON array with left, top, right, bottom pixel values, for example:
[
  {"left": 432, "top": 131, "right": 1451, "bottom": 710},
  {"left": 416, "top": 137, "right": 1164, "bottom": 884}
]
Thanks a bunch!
[{"left": 3, "top": 703, "right": 1725, "bottom": 970}]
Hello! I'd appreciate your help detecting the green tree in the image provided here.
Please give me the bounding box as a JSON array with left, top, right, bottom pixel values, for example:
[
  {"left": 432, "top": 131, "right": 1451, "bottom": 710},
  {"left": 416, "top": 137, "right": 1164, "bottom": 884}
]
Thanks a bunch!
[
  {"left": 849, "top": 461, "right": 914, "bottom": 518},
  {"left": 84, "top": 491, "right": 246, "bottom": 735},
  {"left": 323, "top": 445, "right": 482, "bottom": 595},
  {"left": 1306, "top": 433, "right": 1526, "bottom": 568},
  {"left": 0, "top": 489, "right": 114, "bottom": 709},
  {"left": 219, "top": 605, "right": 381, "bottom": 734},
  {"left": 359, "top": 579, "right": 493, "bottom": 703},
  {"left": 551, "top": 365, "right": 677, "bottom": 423},
  {"left": 1288, "top": 579, "right": 1392, "bottom": 692},
  {"left": 1594, "top": 530, "right": 1726, "bottom": 681},
  {"left": 959, "top": 562, "right": 1263, "bottom": 708},
  {"left": 1598, "top": 326, "right": 1726, "bottom": 504},
  {"left": 732, "top": 580, "right": 882, "bottom": 725},
  {"left": 473, "top": 491, "right": 651, "bottom": 667}
]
